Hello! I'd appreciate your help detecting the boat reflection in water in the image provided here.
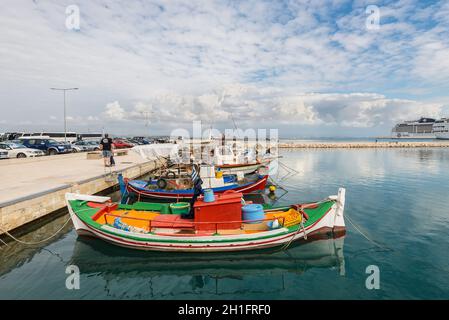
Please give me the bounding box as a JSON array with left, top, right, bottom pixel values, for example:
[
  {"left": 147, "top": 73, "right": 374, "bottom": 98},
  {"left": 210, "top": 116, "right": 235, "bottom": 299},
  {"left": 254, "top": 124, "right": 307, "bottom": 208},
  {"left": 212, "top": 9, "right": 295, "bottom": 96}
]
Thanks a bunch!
[{"left": 70, "top": 235, "right": 345, "bottom": 298}]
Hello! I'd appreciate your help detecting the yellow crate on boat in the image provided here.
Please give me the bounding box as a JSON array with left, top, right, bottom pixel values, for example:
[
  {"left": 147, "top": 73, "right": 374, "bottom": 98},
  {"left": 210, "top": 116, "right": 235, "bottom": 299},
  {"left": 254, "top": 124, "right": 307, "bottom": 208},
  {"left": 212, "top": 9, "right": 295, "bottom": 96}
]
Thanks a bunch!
[{"left": 265, "top": 209, "right": 302, "bottom": 227}]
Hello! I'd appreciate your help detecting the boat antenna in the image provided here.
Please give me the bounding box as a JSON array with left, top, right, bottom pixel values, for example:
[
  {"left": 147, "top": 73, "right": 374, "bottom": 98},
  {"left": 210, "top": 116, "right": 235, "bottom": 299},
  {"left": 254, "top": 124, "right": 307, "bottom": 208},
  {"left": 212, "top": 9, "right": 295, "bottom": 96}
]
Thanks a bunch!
[{"left": 230, "top": 112, "right": 238, "bottom": 130}]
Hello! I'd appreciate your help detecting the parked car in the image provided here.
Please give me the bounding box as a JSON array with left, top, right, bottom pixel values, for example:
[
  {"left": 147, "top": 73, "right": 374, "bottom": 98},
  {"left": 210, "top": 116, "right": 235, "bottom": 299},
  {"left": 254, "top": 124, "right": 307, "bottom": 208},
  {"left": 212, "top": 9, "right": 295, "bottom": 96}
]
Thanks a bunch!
[
  {"left": 0, "top": 142, "right": 45, "bottom": 158},
  {"left": 71, "top": 140, "right": 97, "bottom": 152},
  {"left": 86, "top": 140, "right": 101, "bottom": 151},
  {"left": 112, "top": 139, "right": 134, "bottom": 149},
  {"left": 128, "top": 138, "right": 144, "bottom": 145},
  {"left": 0, "top": 150, "right": 8, "bottom": 159},
  {"left": 17, "top": 138, "right": 72, "bottom": 155},
  {"left": 130, "top": 137, "right": 151, "bottom": 145}
]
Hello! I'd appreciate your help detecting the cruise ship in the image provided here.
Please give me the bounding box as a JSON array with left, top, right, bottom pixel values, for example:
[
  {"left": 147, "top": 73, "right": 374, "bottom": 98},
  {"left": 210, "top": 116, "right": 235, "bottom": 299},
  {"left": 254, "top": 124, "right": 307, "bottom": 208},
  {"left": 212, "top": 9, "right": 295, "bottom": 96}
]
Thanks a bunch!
[
  {"left": 391, "top": 117, "right": 436, "bottom": 139},
  {"left": 432, "top": 118, "right": 449, "bottom": 140}
]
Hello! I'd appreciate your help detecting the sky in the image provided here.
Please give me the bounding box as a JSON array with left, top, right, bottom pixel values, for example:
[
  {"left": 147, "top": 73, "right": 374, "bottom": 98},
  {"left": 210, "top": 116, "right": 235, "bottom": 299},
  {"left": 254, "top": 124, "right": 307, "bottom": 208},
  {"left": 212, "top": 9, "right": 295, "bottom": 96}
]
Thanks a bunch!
[{"left": 1, "top": 0, "right": 449, "bottom": 138}]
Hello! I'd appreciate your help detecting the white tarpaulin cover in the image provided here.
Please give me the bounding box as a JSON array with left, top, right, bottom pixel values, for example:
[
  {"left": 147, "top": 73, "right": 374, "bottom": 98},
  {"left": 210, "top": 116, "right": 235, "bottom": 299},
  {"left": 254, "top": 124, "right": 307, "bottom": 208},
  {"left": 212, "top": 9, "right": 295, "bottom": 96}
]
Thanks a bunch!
[{"left": 131, "top": 143, "right": 180, "bottom": 161}]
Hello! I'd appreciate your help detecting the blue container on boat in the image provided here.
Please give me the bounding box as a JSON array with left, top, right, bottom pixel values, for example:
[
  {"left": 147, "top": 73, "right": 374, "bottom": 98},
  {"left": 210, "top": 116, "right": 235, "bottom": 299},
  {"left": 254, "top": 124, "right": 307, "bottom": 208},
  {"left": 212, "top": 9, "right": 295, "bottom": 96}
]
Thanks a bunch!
[
  {"left": 203, "top": 189, "right": 215, "bottom": 202},
  {"left": 113, "top": 218, "right": 130, "bottom": 231},
  {"left": 242, "top": 204, "right": 264, "bottom": 224}
]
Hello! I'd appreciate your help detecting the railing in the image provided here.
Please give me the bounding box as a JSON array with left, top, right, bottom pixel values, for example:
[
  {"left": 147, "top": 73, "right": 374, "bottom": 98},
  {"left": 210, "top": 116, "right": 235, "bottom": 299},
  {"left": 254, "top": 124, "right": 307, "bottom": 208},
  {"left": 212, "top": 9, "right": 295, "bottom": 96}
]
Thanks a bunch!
[{"left": 103, "top": 212, "right": 287, "bottom": 234}]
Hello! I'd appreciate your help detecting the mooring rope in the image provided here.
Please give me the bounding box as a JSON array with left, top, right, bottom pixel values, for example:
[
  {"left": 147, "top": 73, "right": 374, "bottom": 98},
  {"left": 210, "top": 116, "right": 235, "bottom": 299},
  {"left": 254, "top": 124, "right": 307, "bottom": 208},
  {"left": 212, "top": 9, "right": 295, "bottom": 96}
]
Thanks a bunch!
[
  {"left": 278, "top": 160, "right": 301, "bottom": 175},
  {"left": 0, "top": 215, "right": 72, "bottom": 246},
  {"left": 276, "top": 160, "right": 301, "bottom": 183},
  {"left": 345, "top": 213, "right": 393, "bottom": 251},
  {"left": 0, "top": 236, "right": 9, "bottom": 248}
]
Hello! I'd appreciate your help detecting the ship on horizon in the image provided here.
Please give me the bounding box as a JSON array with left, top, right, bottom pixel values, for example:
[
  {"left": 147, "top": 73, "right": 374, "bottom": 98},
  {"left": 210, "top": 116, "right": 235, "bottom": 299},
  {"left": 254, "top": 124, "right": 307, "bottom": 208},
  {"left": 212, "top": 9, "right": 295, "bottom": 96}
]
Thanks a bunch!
[
  {"left": 391, "top": 117, "right": 436, "bottom": 139},
  {"left": 432, "top": 118, "right": 449, "bottom": 140}
]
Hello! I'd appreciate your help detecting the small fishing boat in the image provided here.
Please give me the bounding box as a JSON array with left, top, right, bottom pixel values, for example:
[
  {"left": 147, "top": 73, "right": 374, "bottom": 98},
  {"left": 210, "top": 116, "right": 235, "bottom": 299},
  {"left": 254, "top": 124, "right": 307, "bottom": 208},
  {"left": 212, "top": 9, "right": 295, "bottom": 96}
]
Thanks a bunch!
[
  {"left": 216, "top": 162, "right": 264, "bottom": 175},
  {"left": 121, "top": 165, "right": 269, "bottom": 201},
  {"left": 65, "top": 188, "right": 346, "bottom": 252},
  {"left": 212, "top": 145, "right": 275, "bottom": 174}
]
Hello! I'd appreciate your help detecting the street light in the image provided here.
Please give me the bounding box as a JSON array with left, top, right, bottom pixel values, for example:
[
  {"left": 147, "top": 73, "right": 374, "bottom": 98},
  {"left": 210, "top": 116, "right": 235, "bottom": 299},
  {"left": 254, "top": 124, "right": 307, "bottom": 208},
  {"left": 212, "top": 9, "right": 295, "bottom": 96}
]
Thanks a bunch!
[{"left": 50, "top": 87, "right": 78, "bottom": 143}]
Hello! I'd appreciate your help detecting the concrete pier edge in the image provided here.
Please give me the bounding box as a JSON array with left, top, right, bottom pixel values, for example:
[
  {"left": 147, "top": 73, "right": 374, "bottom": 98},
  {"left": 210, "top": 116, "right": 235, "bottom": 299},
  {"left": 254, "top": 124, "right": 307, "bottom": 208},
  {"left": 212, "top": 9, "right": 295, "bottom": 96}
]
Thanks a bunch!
[{"left": 0, "top": 159, "right": 165, "bottom": 235}]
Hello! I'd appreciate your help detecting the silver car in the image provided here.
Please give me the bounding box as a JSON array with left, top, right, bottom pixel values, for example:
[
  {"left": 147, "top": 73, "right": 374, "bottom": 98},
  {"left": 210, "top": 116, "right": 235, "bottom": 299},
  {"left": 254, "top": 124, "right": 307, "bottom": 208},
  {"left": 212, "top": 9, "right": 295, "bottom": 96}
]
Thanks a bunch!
[
  {"left": 71, "top": 140, "right": 98, "bottom": 152},
  {"left": 0, "top": 150, "right": 8, "bottom": 159},
  {"left": 0, "top": 142, "right": 45, "bottom": 158}
]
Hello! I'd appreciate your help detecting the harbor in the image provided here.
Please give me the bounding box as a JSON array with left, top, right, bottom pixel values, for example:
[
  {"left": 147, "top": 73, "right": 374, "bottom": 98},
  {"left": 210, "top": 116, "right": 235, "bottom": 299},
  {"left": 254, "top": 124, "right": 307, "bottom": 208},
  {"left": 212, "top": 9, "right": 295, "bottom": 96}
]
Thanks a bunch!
[
  {"left": 2, "top": 0, "right": 449, "bottom": 306},
  {"left": 3, "top": 136, "right": 448, "bottom": 236}
]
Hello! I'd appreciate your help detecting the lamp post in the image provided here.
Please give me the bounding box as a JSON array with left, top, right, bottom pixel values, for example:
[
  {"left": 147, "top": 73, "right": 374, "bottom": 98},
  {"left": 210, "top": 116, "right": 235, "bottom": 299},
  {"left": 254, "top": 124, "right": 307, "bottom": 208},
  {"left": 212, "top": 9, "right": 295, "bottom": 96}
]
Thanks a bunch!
[{"left": 50, "top": 87, "right": 78, "bottom": 143}]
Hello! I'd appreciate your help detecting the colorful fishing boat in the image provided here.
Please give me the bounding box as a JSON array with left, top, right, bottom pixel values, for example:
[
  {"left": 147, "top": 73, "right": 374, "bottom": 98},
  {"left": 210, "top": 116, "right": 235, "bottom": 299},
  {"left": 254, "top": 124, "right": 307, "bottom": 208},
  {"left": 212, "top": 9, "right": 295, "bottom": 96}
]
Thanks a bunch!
[
  {"left": 216, "top": 162, "right": 264, "bottom": 175},
  {"left": 121, "top": 168, "right": 269, "bottom": 201},
  {"left": 213, "top": 146, "right": 275, "bottom": 175},
  {"left": 65, "top": 188, "right": 346, "bottom": 252}
]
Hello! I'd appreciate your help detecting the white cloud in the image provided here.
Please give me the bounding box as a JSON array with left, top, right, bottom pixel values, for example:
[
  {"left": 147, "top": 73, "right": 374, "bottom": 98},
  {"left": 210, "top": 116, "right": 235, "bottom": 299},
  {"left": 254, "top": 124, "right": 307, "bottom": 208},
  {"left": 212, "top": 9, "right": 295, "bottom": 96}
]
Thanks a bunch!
[
  {"left": 104, "top": 101, "right": 126, "bottom": 121},
  {"left": 87, "top": 115, "right": 99, "bottom": 121},
  {"left": 101, "top": 86, "right": 446, "bottom": 130},
  {"left": 0, "top": 0, "right": 448, "bottom": 136}
]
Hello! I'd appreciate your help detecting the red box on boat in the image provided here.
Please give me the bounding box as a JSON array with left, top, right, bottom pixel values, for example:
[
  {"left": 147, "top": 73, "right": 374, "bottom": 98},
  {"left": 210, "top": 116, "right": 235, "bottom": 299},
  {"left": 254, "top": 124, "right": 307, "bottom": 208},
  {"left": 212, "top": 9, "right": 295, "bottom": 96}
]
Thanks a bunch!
[{"left": 194, "top": 192, "right": 243, "bottom": 231}]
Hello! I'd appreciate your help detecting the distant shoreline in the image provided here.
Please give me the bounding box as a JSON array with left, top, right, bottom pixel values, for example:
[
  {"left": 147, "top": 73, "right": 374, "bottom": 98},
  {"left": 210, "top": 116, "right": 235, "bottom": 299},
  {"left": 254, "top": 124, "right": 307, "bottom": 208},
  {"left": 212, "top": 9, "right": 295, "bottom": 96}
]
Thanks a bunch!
[{"left": 278, "top": 141, "right": 449, "bottom": 148}]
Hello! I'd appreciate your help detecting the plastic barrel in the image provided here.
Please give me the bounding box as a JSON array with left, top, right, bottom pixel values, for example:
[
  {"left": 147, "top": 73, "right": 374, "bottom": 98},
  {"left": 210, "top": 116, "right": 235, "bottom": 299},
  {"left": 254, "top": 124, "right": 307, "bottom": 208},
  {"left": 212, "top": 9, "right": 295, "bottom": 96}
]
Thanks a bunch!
[
  {"left": 169, "top": 202, "right": 190, "bottom": 215},
  {"left": 242, "top": 204, "right": 265, "bottom": 224},
  {"left": 203, "top": 189, "right": 215, "bottom": 202}
]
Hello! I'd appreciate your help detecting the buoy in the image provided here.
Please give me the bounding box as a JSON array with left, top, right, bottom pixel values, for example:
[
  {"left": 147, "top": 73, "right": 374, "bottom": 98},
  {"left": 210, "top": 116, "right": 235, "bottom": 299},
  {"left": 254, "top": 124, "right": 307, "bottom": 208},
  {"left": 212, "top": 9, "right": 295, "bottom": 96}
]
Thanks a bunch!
[{"left": 269, "top": 185, "right": 276, "bottom": 193}]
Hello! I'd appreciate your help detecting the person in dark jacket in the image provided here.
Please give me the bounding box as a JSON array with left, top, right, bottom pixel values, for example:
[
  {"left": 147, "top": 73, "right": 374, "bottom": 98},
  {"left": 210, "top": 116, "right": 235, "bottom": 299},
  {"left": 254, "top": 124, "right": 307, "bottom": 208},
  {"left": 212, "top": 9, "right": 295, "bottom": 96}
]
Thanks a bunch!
[
  {"left": 99, "top": 133, "right": 114, "bottom": 167},
  {"left": 182, "top": 164, "right": 203, "bottom": 219}
]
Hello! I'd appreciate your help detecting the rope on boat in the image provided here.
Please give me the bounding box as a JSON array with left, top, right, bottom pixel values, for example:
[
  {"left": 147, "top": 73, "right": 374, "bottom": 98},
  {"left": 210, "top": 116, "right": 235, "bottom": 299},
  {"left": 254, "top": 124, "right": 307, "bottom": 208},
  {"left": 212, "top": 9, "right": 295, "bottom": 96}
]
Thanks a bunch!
[{"left": 280, "top": 208, "right": 307, "bottom": 251}]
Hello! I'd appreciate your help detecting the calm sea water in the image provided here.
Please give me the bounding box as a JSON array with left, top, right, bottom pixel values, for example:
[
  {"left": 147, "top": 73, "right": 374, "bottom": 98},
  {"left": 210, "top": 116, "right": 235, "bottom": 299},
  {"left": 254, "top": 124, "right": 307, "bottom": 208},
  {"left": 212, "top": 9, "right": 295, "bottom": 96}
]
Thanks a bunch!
[{"left": 1, "top": 148, "right": 449, "bottom": 299}]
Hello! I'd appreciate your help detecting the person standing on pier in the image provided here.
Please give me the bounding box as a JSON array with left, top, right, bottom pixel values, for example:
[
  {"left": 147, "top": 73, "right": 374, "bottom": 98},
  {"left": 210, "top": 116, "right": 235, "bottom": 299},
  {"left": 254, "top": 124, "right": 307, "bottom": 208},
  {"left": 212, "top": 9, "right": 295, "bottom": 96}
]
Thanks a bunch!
[
  {"left": 99, "top": 133, "right": 114, "bottom": 167},
  {"left": 182, "top": 164, "right": 203, "bottom": 219}
]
